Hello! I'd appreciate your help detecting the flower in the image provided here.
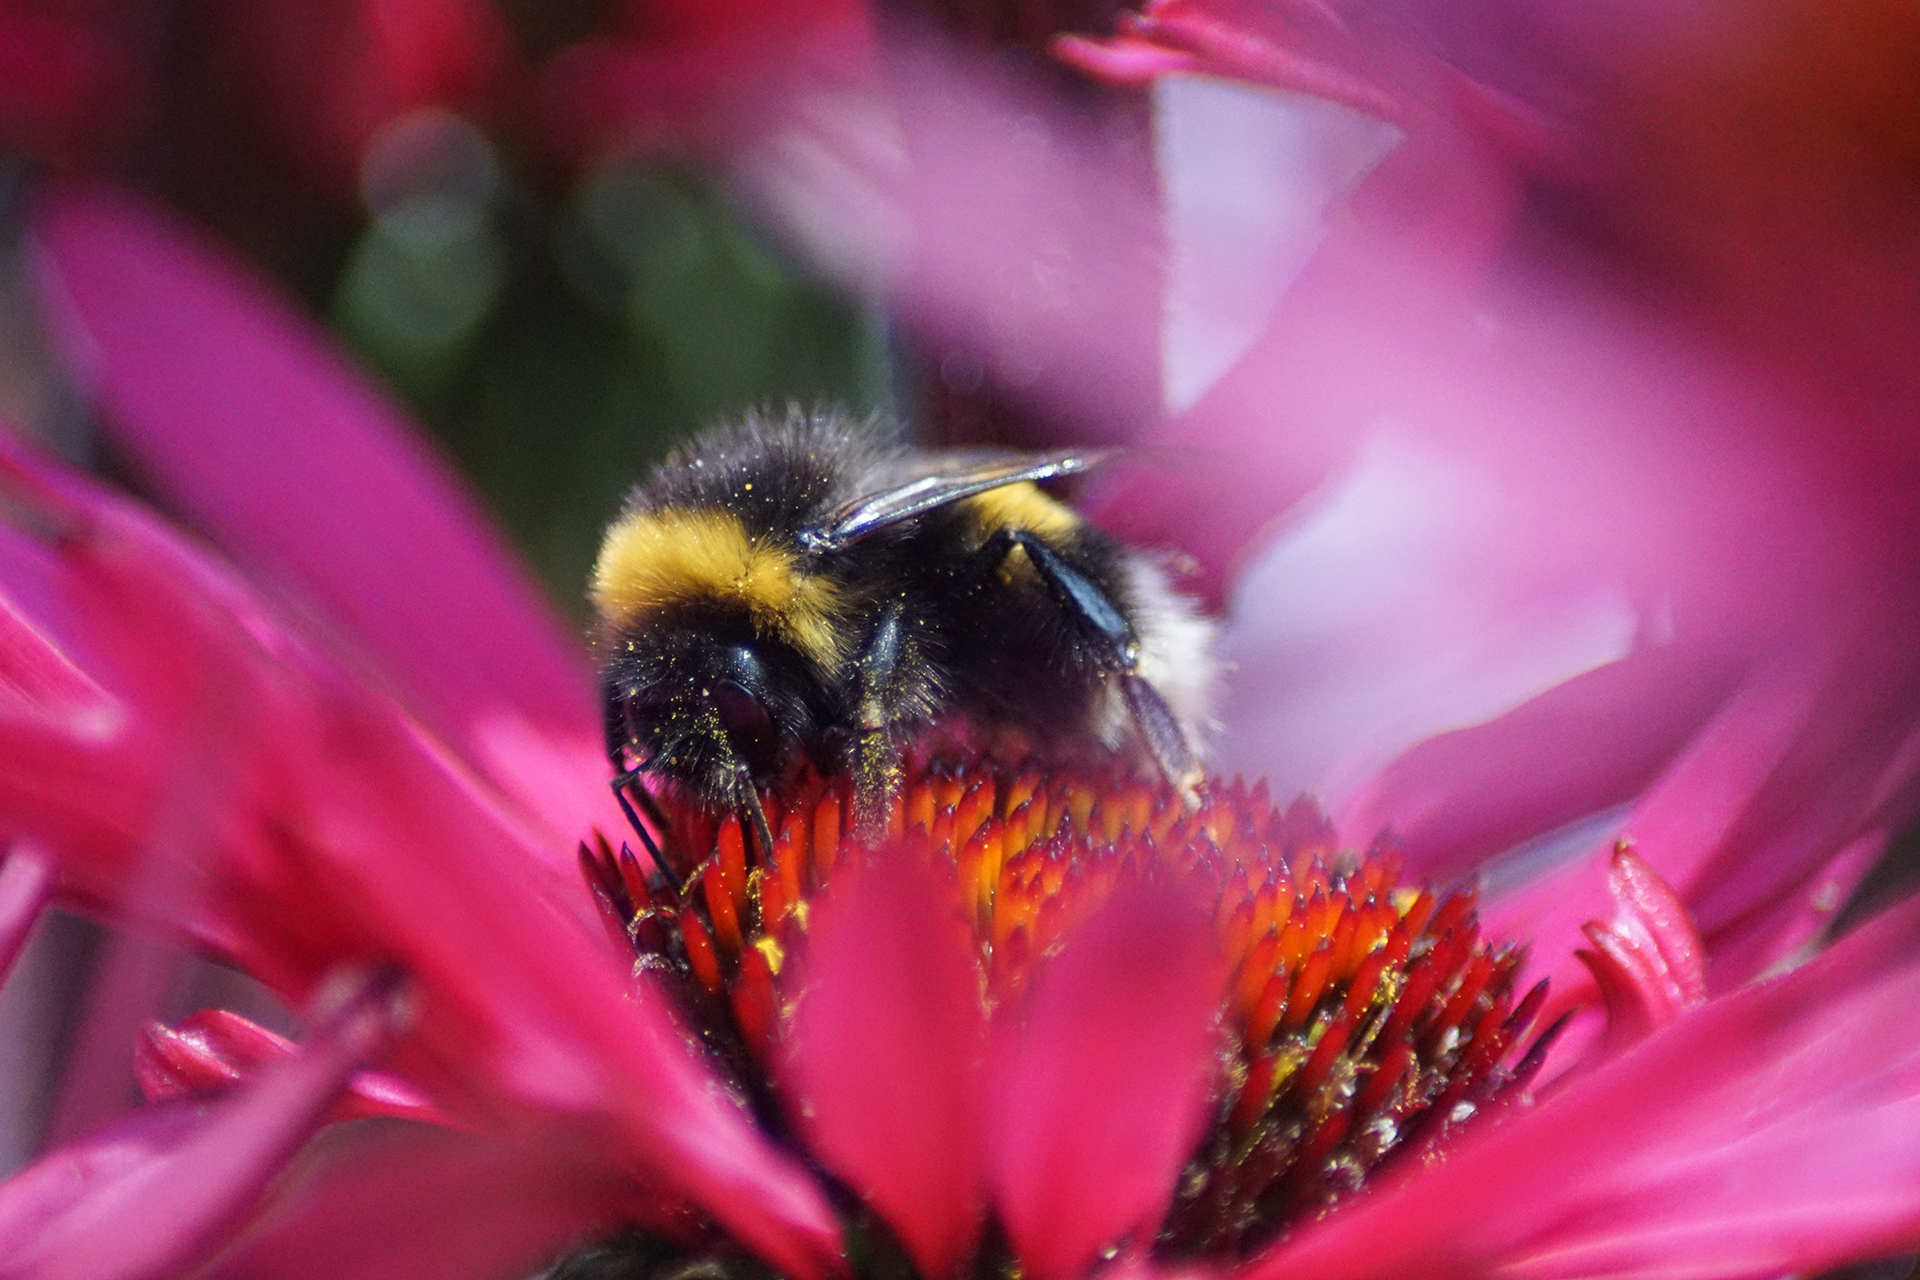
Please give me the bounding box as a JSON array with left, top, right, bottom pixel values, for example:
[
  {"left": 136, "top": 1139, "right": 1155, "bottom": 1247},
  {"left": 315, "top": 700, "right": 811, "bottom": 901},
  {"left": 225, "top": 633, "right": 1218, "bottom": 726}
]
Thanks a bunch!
[
  {"left": 4, "top": 0, "right": 1920, "bottom": 1273},
  {"left": 738, "top": 0, "right": 1920, "bottom": 1006},
  {"left": 0, "top": 159, "right": 1918, "bottom": 1280},
  {"left": 3, "top": 181, "right": 844, "bottom": 1280},
  {"left": 566, "top": 763, "right": 1548, "bottom": 1278}
]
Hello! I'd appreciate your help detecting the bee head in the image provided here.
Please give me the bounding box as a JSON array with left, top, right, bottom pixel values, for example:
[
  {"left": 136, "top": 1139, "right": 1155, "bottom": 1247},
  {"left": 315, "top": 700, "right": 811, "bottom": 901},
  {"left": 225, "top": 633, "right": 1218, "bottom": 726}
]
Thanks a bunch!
[{"left": 603, "top": 609, "right": 825, "bottom": 806}]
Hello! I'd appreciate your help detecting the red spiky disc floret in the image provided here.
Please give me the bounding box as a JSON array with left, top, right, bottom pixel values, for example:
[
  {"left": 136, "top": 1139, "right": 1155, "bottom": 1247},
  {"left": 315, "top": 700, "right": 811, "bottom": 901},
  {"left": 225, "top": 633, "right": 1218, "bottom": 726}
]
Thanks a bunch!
[{"left": 578, "top": 756, "right": 1549, "bottom": 1268}]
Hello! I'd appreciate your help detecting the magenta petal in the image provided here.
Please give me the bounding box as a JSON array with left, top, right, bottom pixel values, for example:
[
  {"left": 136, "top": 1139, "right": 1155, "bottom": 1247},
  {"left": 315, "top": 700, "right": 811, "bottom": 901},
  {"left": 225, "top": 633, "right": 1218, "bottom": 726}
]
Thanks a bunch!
[
  {"left": 1253, "top": 890, "right": 1920, "bottom": 1280},
  {"left": 25, "top": 182, "right": 616, "bottom": 844},
  {"left": 1087, "top": 8, "right": 1406, "bottom": 121},
  {"left": 986, "top": 885, "right": 1224, "bottom": 1280},
  {"left": 1605, "top": 845, "right": 1708, "bottom": 1004},
  {"left": 1050, "top": 33, "right": 1201, "bottom": 85},
  {"left": 783, "top": 856, "right": 987, "bottom": 1279},
  {"left": 0, "top": 544, "right": 118, "bottom": 738},
  {"left": 0, "top": 844, "right": 51, "bottom": 982},
  {"left": 1486, "top": 654, "right": 1889, "bottom": 1008},
  {"left": 1336, "top": 646, "right": 1739, "bottom": 884},
  {"left": 0, "top": 431, "right": 843, "bottom": 1276},
  {"left": 744, "top": 39, "right": 1164, "bottom": 446},
  {"left": 0, "top": 967, "right": 406, "bottom": 1280},
  {"left": 135, "top": 1007, "right": 458, "bottom": 1128},
  {"left": 1699, "top": 828, "right": 1885, "bottom": 990},
  {"left": 201, "top": 1123, "right": 634, "bottom": 1280},
  {"left": 1572, "top": 845, "right": 1708, "bottom": 1055}
]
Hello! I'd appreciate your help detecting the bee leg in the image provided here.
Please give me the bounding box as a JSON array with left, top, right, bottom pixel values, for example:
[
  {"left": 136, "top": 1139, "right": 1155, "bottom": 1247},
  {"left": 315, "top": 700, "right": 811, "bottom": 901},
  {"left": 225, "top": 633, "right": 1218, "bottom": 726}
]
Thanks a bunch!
[
  {"left": 605, "top": 686, "right": 691, "bottom": 892},
  {"left": 992, "top": 530, "right": 1204, "bottom": 805},
  {"left": 610, "top": 768, "right": 684, "bottom": 897},
  {"left": 852, "top": 728, "right": 903, "bottom": 843},
  {"left": 739, "top": 786, "right": 777, "bottom": 869},
  {"left": 850, "top": 603, "right": 908, "bottom": 841},
  {"left": 1118, "top": 673, "right": 1204, "bottom": 806},
  {"left": 626, "top": 772, "right": 676, "bottom": 834}
]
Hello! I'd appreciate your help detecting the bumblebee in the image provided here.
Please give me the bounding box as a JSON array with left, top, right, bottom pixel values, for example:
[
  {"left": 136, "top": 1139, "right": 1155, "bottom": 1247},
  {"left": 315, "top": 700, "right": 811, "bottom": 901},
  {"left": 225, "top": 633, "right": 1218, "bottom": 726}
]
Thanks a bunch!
[{"left": 592, "top": 408, "right": 1217, "bottom": 883}]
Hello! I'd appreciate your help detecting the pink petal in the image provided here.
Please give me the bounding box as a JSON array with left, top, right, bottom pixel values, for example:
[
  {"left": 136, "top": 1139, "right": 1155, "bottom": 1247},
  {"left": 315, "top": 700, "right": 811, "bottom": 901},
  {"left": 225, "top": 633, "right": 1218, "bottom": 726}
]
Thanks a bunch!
[
  {"left": 0, "top": 844, "right": 52, "bottom": 982},
  {"left": 1574, "top": 845, "right": 1706, "bottom": 1055},
  {"left": 25, "top": 182, "right": 618, "bottom": 848},
  {"left": 200, "top": 1122, "right": 642, "bottom": 1280},
  {"left": 48, "top": 931, "right": 190, "bottom": 1147},
  {"left": 1251, "top": 889, "right": 1920, "bottom": 1280},
  {"left": 739, "top": 37, "right": 1166, "bottom": 447},
  {"left": 0, "top": 538, "right": 119, "bottom": 739},
  {"left": 1062, "top": 7, "right": 1406, "bottom": 122},
  {"left": 986, "top": 885, "right": 1225, "bottom": 1280},
  {"left": 136, "top": 1008, "right": 457, "bottom": 1128},
  {"left": 0, "top": 431, "right": 844, "bottom": 1276},
  {"left": 1050, "top": 33, "right": 1201, "bottom": 85},
  {"left": 1697, "top": 828, "right": 1885, "bottom": 990},
  {"left": 782, "top": 855, "right": 987, "bottom": 1279},
  {"left": 1335, "top": 646, "right": 1740, "bottom": 885},
  {"left": 0, "top": 966, "right": 406, "bottom": 1280},
  {"left": 1487, "top": 650, "right": 1907, "bottom": 1013},
  {"left": 1089, "top": 99, "right": 1526, "bottom": 595}
]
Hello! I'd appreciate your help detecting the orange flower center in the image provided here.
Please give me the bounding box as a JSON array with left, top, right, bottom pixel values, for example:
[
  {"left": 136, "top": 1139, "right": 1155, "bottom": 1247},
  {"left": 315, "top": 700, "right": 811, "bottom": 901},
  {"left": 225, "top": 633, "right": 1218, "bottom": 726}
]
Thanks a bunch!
[{"left": 579, "top": 756, "right": 1549, "bottom": 1269}]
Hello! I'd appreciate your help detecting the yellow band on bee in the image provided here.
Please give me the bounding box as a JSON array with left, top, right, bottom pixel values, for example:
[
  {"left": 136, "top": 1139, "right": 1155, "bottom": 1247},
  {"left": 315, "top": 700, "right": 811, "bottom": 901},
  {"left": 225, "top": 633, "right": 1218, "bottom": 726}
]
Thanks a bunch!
[
  {"left": 592, "top": 508, "right": 845, "bottom": 666},
  {"left": 965, "top": 482, "right": 1081, "bottom": 540}
]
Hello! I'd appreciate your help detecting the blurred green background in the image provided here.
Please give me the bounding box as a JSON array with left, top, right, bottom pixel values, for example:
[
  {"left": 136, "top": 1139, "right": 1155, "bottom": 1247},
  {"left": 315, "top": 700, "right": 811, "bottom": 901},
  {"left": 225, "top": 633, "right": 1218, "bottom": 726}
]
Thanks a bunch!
[{"left": 328, "top": 113, "right": 894, "bottom": 624}]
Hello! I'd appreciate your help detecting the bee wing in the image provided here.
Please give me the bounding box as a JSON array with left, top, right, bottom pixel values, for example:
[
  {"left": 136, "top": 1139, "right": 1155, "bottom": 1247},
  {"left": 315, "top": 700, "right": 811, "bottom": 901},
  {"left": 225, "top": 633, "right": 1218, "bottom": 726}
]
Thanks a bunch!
[{"left": 808, "top": 448, "right": 1114, "bottom": 548}]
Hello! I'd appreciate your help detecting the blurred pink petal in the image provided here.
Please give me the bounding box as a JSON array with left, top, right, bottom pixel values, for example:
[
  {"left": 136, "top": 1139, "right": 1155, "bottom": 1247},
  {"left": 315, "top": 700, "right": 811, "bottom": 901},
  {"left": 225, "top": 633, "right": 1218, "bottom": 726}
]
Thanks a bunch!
[
  {"left": 744, "top": 12, "right": 1920, "bottom": 1019},
  {"left": 1050, "top": 33, "right": 1199, "bottom": 85},
  {"left": 1057, "top": 5, "right": 1406, "bottom": 122},
  {"left": 1253, "top": 890, "right": 1920, "bottom": 1280},
  {"left": 1698, "top": 829, "right": 1887, "bottom": 989},
  {"left": 986, "top": 885, "right": 1224, "bottom": 1280},
  {"left": 0, "top": 531, "right": 118, "bottom": 737},
  {"left": 783, "top": 855, "right": 987, "bottom": 1280},
  {"left": 0, "top": 845, "right": 52, "bottom": 981},
  {"left": 1487, "top": 642, "right": 1910, "bottom": 1008},
  {"left": 135, "top": 1008, "right": 457, "bottom": 1128},
  {"left": 0, "top": 426, "right": 844, "bottom": 1279},
  {"left": 1574, "top": 846, "right": 1706, "bottom": 1054},
  {"left": 201, "top": 1122, "right": 647, "bottom": 1280},
  {"left": 25, "top": 181, "right": 619, "bottom": 850},
  {"left": 741, "top": 39, "right": 1165, "bottom": 443},
  {"left": 1332, "top": 647, "right": 1740, "bottom": 886},
  {"left": 0, "top": 966, "right": 406, "bottom": 1280}
]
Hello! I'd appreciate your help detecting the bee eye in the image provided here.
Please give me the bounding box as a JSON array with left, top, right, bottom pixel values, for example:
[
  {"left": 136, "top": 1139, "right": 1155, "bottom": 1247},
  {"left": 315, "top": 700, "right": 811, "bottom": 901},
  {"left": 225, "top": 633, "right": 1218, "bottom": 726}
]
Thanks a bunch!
[{"left": 714, "top": 679, "right": 777, "bottom": 768}]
